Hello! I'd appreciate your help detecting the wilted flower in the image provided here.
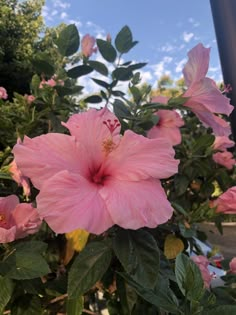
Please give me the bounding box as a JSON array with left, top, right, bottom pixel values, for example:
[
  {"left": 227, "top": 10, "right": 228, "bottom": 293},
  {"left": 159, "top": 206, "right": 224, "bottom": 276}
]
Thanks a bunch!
[
  {"left": 213, "top": 136, "right": 235, "bottom": 151},
  {"left": 229, "top": 257, "right": 236, "bottom": 274},
  {"left": 183, "top": 43, "right": 233, "bottom": 136},
  {"left": 213, "top": 151, "right": 235, "bottom": 170},
  {"left": 9, "top": 159, "right": 31, "bottom": 197},
  {"left": 211, "top": 186, "right": 236, "bottom": 214},
  {"left": 191, "top": 255, "right": 213, "bottom": 288},
  {"left": 0, "top": 195, "right": 41, "bottom": 243},
  {"left": 13, "top": 108, "right": 179, "bottom": 234},
  {"left": 0, "top": 87, "right": 8, "bottom": 100},
  {"left": 81, "top": 34, "right": 97, "bottom": 57}
]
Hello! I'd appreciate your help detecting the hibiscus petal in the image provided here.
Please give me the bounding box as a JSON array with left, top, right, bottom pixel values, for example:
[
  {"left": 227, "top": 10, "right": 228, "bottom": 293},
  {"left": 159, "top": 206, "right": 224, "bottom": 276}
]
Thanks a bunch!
[
  {"left": 37, "top": 170, "right": 113, "bottom": 234},
  {"left": 12, "top": 134, "right": 88, "bottom": 189},
  {"left": 184, "top": 78, "right": 233, "bottom": 115},
  {"left": 62, "top": 108, "right": 121, "bottom": 168},
  {"left": 0, "top": 195, "right": 19, "bottom": 220},
  {"left": 147, "top": 125, "right": 182, "bottom": 146},
  {"left": 183, "top": 43, "right": 210, "bottom": 86},
  {"left": 99, "top": 178, "right": 173, "bottom": 229},
  {"left": 104, "top": 130, "right": 179, "bottom": 180}
]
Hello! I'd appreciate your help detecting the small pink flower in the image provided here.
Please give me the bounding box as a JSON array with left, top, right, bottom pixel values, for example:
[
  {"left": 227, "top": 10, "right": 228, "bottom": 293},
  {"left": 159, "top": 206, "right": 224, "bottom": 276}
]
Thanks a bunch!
[
  {"left": 229, "top": 257, "right": 236, "bottom": 274},
  {"left": 9, "top": 159, "right": 31, "bottom": 197},
  {"left": 183, "top": 44, "right": 233, "bottom": 136},
  {"left": 212, "top": 186, "right": 236, "bottom": 214},
  {"left": 106, "top": 33, "right": 112, "bottom": 42},
  {"left": 81, "top": 34, "right": 97, "bottom": 58},
  {"left": 39, "top": 78, "right": 56, "bottom": 88},
  {"left": 191, "top": 255, "right": 213, "bottom": 288},
  {"left": 213, "top": 151, "right": 235, "bottom": 170},
  {"left": 24, "top": 94, "right": 35, "bottom": 105},
  {"left": 0, "top": 87, "right": 8, "bottom": 100},
  {"left": 13, "top": 108, "right": 179, "bottom": 234},
  {"left": 213, "top": 136, "right": 235, "bottom": 151},
  {"left": 0, "top": 195, "right": 41, "bottom": 243},
  {"left": 147, "top": 109, "right": 184, "bottom": 146}
]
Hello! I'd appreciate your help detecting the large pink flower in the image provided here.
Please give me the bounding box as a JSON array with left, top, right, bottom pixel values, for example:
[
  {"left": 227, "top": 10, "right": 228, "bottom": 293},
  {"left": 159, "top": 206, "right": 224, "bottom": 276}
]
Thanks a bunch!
[
  {"left": 213, "top": 151, "right": 235, "bottom": 170},
  {"left": 13, "top": 108, "right": 179, "bottom": 234},
  {"left": 81, "top": 34, "right": 97, "bottom": 58},
  {"left": 213, "top": 136, "right": 235, "bottom": 151},
  {"left": 212, "top": 186, "right": 236, "bottom": 214},
  {"left": 191, "top": 255, "right": 213, "bottom": 288},
  {"left": 183, "top": 43, "right": 233, "bottom": 136},
  {"left": 9, "top": 159, "right": 31, "bottom": 197},
  {"left": 0, "top": 195, "right": 41, "bottom": 243},
  {"left": 147, "top": 109, "right": 184, "bottom": 146}
]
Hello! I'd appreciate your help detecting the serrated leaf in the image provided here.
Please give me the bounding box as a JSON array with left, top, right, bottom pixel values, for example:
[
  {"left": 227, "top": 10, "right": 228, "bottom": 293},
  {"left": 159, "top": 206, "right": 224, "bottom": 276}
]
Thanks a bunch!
[
  {"left": 113, "top": 229, "right": 159, "bottom": 288},
  {"left": 84, "top": 95, "right": 103, "bottom": 103},
  {"left": 113, "top": 67, "right": 133, "bottom": 81},
  {"left": 0, "top": 276, "right": 14, "bottom": 313},
  {"left": 115, "top": 26, "right": 137, "bottom": 53},
  {"left": 67, "top": 65, "right": 93, "bottom": 78},
  {"left": 175, "top": 253, "right": 204, "bottom": 301},
  {"left": 88, "top": 60, "right": 108, "bottom": 76},
  {"left": 96, "top": 39, "right": 117, "bottom": 62},
  {"left": 68, "top": 241, "right": 112, "bottom": 298},
  {"left": 164, "top": 235, "right": 184, "bottom": 259},
  {"left": 56, "top": 24, "right": 80, "bottom": 56}
]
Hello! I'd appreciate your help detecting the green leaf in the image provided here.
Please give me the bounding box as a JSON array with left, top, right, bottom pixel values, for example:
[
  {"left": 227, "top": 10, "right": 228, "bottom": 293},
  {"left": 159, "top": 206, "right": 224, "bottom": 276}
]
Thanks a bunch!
[
  {"left": 6, "top": 241, "right": 50, "bottom": 280},
  {"left": 168, "top": 96, "right": 189, "bottom": 107},
  {"left": 117, "top": 275, "right": 137, "bottom": 315},
  {"left": 113, "top": 229, "right": 159, "bottom": 288},
  {"left": 67, "top": 65, "right": 93, "bottom": 78},
  {"left": 128, "top": 62, "right": 147, "bottom": 71},
  {"left": 66, "top": 296, "right": 84, "bottom": 315},
  {"left": 118, "top": 273, "right": 180, "bottom": 314},
  {"left": 129, "top": 86, "right": 142, "bottom": 104},
  {"left": 32, "top": 54, "right": 54, "bottom": 76},
  {"left": 174, "top": 175, "right": 190, "bottom": 196},
  {"left": 31, "top": 74, "right": 41, "bottom": 94},
  {"left": 175, "top": 253, "right": 204, "bottom": 301},
  {"left": 113, "top": 67, "right": 133, "bottom": 81},
  {"left": 56, "top": 24, "right": 80, "bottom": 56},
  {"left": 204, "top": 305, "right": 236, "bottom": 315},
  {"left": 68, "top": 241, "right": 112, "bottom": 298},
  {"left": 96, "top": 39, "right": 117, "bottom": 62},
  {"left": 0, "top": 172, "right": 12, "bottom": 180},
  {"left": 115, "top": 26, "right": 138, "bottom": 53},
  {"left": 192, "top": 134, "right": 215, "bottom": 154},
  {"left": 0, "top": 276, "right": 14, "bottom": 313},
  {"left": 11, "top": 295, "right": 43, "bottom": 315},
  {"left": 84, "top": 95, "right": 103, "bottom": 103},
  {"left": 113, "top": 99, "right": 132, "bottom": 118},
  {"left": 92, "top": 78, "right": 110, "bottom": 89},
  {"left": 88, "top": 60, "right": 109, "bottom": 76},
  {"left": 55, "top": 85, "right": 83, "bottom": 97}
]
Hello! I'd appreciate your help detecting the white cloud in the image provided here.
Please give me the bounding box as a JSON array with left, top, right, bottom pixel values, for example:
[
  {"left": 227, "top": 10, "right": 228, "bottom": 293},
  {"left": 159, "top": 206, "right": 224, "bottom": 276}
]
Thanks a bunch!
[
  {"left": 68, "top": 19, "right": 82, "bottom": 28},
  {"left": 151, "top": 56, "right": 173, "bottom": 79},
  {"left": 182, "top": 31, "right": 194, "bottom": 43},
  {"left": 60, "top": 12, "right": 68, "bottom": 19},
  {"left": 86, "top": 21, "right": 106, "bottom": 37},
  {"left": 42, "top": 5, "right": 53, "bottom": 21},
  {"left": 53, "top": 0, "right": 70, "bottom": 9},
  {"left": 159, "top": 43, "right": 175, "bottom": 53},
  {"left": 175, "top": 58, "right": 187, "bottom": 73},
  {"left": 188, "top": 17, "right": 200, "bottom": 27}
]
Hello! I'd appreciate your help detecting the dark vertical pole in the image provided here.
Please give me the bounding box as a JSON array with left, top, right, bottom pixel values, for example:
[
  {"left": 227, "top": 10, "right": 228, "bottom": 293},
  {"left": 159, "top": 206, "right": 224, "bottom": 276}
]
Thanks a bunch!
[{"left": 210, "top": 0, "right": 236, "bottom": 141}]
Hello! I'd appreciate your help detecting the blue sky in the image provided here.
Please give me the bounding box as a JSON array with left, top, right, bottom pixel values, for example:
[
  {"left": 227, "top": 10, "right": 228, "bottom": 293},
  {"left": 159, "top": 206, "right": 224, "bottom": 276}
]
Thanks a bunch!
[{"left": 42, "top": 0, "right": 223, "bottom": 88}]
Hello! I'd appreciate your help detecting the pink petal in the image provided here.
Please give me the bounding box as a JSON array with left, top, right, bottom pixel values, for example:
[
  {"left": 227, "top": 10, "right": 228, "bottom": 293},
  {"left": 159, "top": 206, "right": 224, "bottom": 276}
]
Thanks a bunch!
[
  {"left": 105, "top": 130, "right": 179, "bottom": 181},
  {"left": 213, "top": 136, "right": 235, "bottom": 151},
  {"left": 184, "top": 78, "right": 233, "bottom": 116},
  {"left": 99, "top": 178, "right": 173, "bottom": 229},
  {"left": 0, "top": 226, "right": 17, "bottom": 243},
  {"left": 213, "top": 151, "right": 235, "bottom": 170},
  {"left": 151, "top": 96, "right": 169, "bottom": 104},
  {"left": 147, "top": 125, "right": 182, "bottom": 146},
  {"left": 13, "top": 133, "right": 87, "bottom": 189},
  {"left": 183, "top": 43, "right": 210, "bottom": 86},
  {"left": 0, "top": 195, "right": 19, "bottom": 220},
  {"left": 37, "top": 170, "right": 113, "bottom": 234},
  {"left": 62, "top": 108, "right": 121, "bottom": 169}
]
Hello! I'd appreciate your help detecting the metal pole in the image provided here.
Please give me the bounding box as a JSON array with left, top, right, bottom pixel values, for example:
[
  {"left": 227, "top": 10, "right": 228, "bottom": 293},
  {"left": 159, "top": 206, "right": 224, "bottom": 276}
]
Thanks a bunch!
[{"left": 210, "top": 0, "right": 236, "bottom": 141}]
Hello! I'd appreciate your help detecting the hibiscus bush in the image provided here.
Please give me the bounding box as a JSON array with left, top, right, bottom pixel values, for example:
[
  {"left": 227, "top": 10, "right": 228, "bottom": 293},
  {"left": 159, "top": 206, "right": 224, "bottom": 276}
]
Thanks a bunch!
[{"left": 0, "top": 24, "right": 236, "bottom": 314}]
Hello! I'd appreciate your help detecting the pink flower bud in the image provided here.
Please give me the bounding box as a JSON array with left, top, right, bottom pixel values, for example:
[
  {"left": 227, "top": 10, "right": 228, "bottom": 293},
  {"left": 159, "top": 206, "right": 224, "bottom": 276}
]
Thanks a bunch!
[
  {"left": 0, "top": 87, "right": 8, "bottom": 100},
  {"left": 213, "top": 151, "right": 235, "bottom": 170},
  {"left": 81, "top": 34, "right": 97, "bottom": 57}
]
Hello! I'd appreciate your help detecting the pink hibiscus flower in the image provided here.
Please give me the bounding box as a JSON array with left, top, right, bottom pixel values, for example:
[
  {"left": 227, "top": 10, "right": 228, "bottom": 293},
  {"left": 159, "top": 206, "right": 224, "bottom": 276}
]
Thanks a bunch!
[
  {"left": 213, "top": 136, "right": 235, "bottom": 151},
  {"left": 211, "top": 186, "right": 236, "bottom": 214},
  {"left": 213, "top": 151, "right": 235, "bottom": 170},
  {"left": 81, "top": 34, "right": 97, "bottom": 58},
  {"left": 191, "top": 255, "right": 213, "bottom": 288},
  {"left": 183, "top": 43, "right": 233, "bottom": 136},
  {"left": 0, "top": 195, "right": 41, "bottom": 243},
  {"left": 13, "top": 108, "right": 179, "bottom": 234},
  {"left": 0, "top": 87, "right": 8, "bottom": 100},
  {"left": 9, "top": 159, "right": 31, "bottom": 197},
  {"left": 147, "top": 109, "right": 184, "bottom": 146}
]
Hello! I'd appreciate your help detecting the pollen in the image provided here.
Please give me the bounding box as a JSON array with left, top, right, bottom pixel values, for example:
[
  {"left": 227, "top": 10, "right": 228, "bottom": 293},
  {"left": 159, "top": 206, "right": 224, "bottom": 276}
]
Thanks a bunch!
[
  {"left": 102, "top": 138, "right": 116, "bottom": 154},
  {"left": 0, "top": 214, "right": 7, "bottom": 226}
]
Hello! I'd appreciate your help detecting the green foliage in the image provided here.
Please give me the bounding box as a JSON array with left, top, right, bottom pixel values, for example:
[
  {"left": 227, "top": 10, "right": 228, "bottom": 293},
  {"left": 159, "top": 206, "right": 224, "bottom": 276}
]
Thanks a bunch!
[{"left": 56, "top": 24, "right": 80, "bottom": 56}]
